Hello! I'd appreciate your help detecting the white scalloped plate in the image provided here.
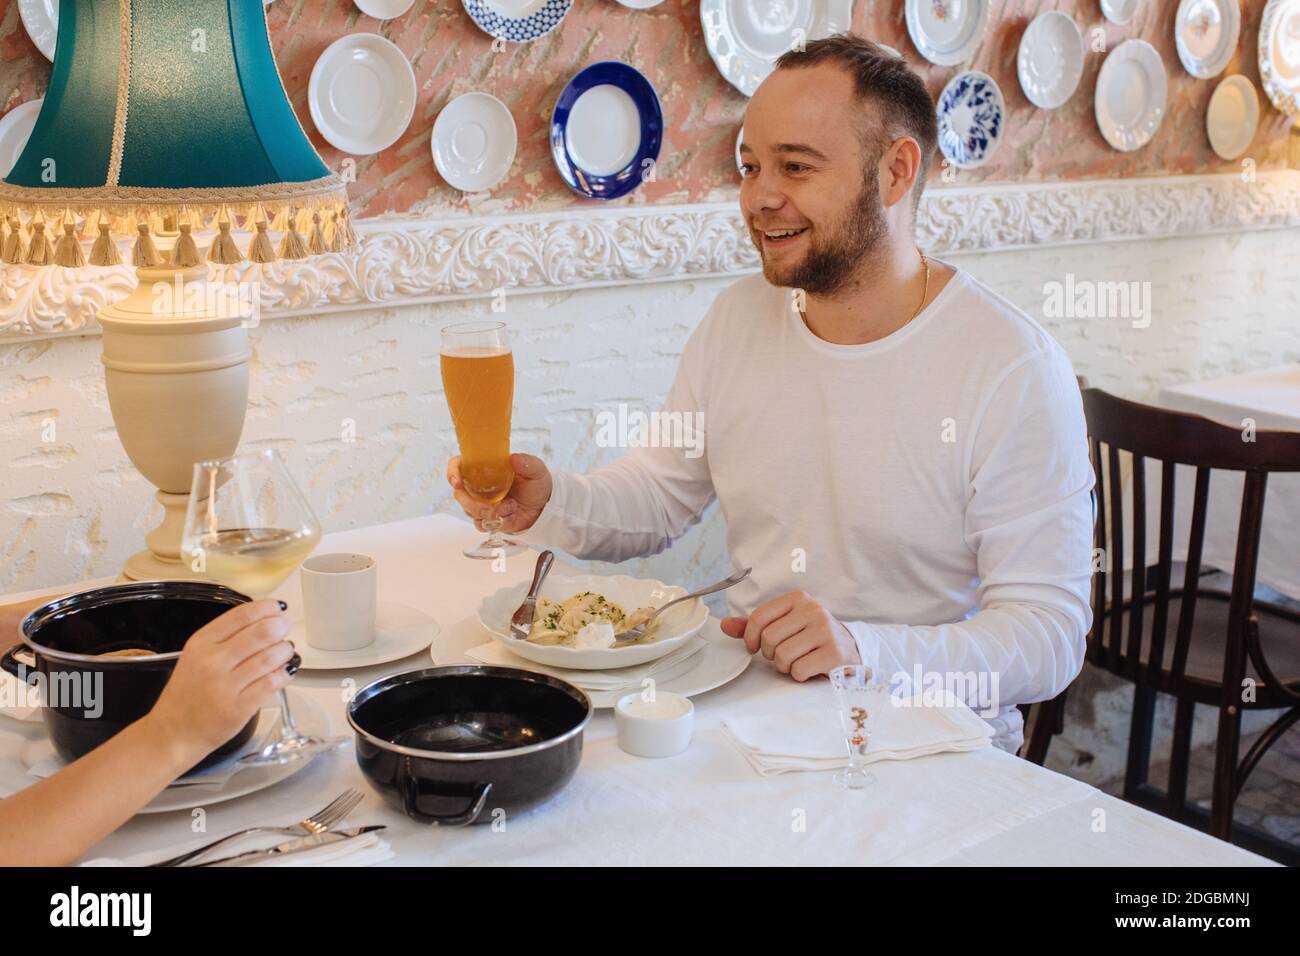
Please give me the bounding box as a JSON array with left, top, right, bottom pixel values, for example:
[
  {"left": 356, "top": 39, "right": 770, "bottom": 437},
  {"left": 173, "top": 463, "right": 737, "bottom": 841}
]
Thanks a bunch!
[
  {"left": 1018, "top": 10, "right": 1084, "bottom": 110},
  {"left": 1095, "top": 39, "right": 1168, "bottom": 152},
  {"left": 1260, "top": 0, "right": 1300, "bottom": 117},
  {"left": 477, "top": 573, "right": 708, "bottom": 670},
  {"left": 700, "top": 0, "right": 853, "bottom": 97}
]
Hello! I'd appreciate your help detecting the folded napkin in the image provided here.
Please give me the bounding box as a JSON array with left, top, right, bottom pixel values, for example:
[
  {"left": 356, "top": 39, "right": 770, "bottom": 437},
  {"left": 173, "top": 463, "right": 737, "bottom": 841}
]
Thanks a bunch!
[
  {"left": 27, "top": 707, "right": 279, "bottom": 792},
  {"left": 467, "top": 635, "right": 706, "bottom": 693},
  {"left": 83, "top": 827, "right": 393, "bottom": 868},
  {"left": 722, "top": 689, "right": 993, "bottom": 776}
]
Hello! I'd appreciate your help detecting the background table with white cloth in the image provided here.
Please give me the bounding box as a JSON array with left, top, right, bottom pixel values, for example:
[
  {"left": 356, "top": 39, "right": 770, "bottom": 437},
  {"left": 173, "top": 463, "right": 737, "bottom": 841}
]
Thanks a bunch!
[
  {"left": 0, "top": 515, "right": 1272, "bottom": 866},
  {"left": 1144, "top": 364, "right": 1300, "bottom": 600}
]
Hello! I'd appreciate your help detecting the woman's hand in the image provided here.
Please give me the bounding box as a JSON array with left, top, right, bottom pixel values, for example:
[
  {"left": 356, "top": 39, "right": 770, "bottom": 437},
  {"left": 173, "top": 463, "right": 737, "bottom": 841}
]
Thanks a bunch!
[
  {"left": 143, "top": 599, "right": 294, "bottom": 762},
  {"left": 447, "top": 452, "right": 553, "bottom": 533}
]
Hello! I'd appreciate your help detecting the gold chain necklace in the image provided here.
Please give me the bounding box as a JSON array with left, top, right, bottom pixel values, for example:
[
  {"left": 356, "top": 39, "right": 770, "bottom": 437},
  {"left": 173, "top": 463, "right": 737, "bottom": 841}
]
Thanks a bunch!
[{"left": 799, "top": 251, "right": 931, "bottom": 335}]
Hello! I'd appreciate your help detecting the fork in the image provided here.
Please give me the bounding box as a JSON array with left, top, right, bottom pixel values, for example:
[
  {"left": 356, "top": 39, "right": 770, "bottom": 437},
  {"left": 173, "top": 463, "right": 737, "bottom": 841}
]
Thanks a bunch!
[
  {"left": 614, "top": 567, "right": 752, "bottom": 644},
  {"left": 150, "top": 788, "right": 365, "bottom": 867},
  {"left": 510, "top": 549, "right": 555, "bottom": 640}
]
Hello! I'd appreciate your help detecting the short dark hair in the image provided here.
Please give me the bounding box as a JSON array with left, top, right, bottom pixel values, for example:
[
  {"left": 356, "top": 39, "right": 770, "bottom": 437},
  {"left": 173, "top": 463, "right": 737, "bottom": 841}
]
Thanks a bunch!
[{"left": 773, "top": 34, "right": 937, "bottom": 209}]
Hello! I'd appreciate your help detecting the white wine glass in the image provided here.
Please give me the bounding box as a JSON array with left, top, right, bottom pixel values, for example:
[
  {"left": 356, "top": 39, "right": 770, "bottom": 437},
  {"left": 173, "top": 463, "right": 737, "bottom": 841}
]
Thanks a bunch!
[
  {"left": 181, "top": 448, "right": 349, "bottom": 766},
  {"left": 441, "top": 320, "right": 526, "bottom": 559},
  {"left": 829, "top": 664, "right": 881, "bottom": 790}
]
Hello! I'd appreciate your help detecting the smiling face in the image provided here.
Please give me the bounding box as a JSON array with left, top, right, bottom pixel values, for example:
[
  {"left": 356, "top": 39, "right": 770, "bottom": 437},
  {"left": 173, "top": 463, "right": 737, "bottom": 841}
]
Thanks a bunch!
[{"left": 739, "top": 63, "right": 894, "bottom": 296}]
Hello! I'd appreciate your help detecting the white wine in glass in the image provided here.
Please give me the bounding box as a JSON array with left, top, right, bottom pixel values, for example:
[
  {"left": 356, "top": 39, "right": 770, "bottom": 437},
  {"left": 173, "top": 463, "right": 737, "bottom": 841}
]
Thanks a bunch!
[{"left": 182, "top": 448, "right": 348, "bottom": 766}]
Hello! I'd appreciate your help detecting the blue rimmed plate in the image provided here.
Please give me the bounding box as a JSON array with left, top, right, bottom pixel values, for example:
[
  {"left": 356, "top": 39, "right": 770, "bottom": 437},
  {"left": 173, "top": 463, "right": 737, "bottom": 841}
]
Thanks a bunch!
[
  {"left": 462, "top": 0, "right": 573, "bottom": 44},
  {"left": 936, "top": 70, "right": 1004, "bottom": 169},
  {"left": 550, "top": 61, "right": 663, "bottom": 201}
]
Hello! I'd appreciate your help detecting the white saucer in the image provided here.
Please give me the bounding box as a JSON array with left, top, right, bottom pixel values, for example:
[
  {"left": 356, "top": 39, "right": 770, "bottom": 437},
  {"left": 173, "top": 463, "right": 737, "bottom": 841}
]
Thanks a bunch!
[
  {"left": 430, "top": 616, "right": 751, "bottom": 708},
  {"left": 293, "top": 601, "right": 440, "bottom": 670},
  {"left": 1175, "top": 0, "right": 1240, "bottom": 79},
  {"left": 1206, "top": 74, "right": 1259, "bottom": 160},
  {"left": 905, "top": 0, "right": 989, "bottom": 67},
  {"left": 1101, "top": 0, "right": 1139, "bottom": 25},
  {"left": 1017, "top": 10, "right": 1083, "bottom": 110},
  {"left": 1095, "top": 39, "right": 1167, "bottom": 153},
  {"left": 700, "top": 0, "right": 853, "bottom": 96},
  {"left": 309, "top": 34, "right": 416, "bottom": 155},
  {"left": 0, "top": 99, "right": 43, "bottom": 179},
  {"left": 2, "top": 689, "right": 329, "bottom": 814},
  {"left": 18, "top": 0, "right": 57, "bottom": 62},
  {"left": 354, "top": 0, "right": 415, "bottom": 18},
  {"left": 432, "top": 92, "right": 517, "bottom": 192}
]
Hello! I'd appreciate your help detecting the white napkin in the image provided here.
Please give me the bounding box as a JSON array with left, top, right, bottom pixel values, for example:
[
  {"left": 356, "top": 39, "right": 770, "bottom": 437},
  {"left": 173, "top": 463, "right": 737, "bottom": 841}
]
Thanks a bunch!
[
  {"left": 467, "top": 636, "right": 706, "bottom": 693},
  {"left": 27, "top": 707, "right": 279, "bottom": 791},
  {"left": 722, "top": 689, "right": 993, "bottom": 776},
  {"left": 82, "top": 827, "right": 394, "bottom": 868}
]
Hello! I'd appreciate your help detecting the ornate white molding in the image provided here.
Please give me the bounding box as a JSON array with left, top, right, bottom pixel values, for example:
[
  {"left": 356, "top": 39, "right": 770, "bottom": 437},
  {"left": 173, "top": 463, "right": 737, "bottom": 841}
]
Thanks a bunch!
[{"left": 3, "top": 171, "right": 1299, "bottom": 343}]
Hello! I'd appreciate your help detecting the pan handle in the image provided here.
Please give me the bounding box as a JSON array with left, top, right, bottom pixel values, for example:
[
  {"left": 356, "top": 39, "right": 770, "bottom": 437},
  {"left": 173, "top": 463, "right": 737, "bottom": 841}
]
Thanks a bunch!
[
  {"left": 0, "top": 644, "right": 37, "bottom": 684},
  {"left": 399, "top": 760, "right": 491, "bottom": 826}
]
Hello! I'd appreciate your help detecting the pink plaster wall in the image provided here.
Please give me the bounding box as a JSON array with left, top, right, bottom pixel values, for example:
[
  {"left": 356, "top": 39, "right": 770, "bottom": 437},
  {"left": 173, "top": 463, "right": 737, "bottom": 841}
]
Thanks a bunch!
[{"left": 1, "top": 0, "right": 1294, "bottom": 219}]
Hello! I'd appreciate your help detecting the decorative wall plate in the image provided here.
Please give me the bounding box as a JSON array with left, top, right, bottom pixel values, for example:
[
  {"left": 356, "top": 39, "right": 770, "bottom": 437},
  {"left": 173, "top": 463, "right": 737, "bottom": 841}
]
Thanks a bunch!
[
  {"left": 18, "top": 0, "right": 57, "bottom": 62},
  {"left": 735, "top": 125, "right": 745, "bottom": 178},
  {"left": 699, "top": 0, "right": 853, "bottom": 97},
  {"left": 1206, "top": 74, "right": 1259, "bottom": 159},
  {"left": 1175, "top": 0, "right": 1241, "bottom": 79},
  {"left": 1260, "top": 0, "right": 1300, "bottom": 117},
  {"left": 905, "top": 0, "right": 989, "bottom": 67},
  {"left": 1095, "top": 39, "right": 1167, "bottom": 152},
  {"left": 937, "top": 71, "right": 1004, "bottom": 169},
  {"left": 0, "top": 99, "right": 43, "bottom": 179},
  {"left": 462, "top": 0, "right": 573, "bottom": 43},
  {"left": 551, "top": 61, "right": 663, "bottom": 200},
  {"left": 1017, "top": 10, "right": 1084, "bottom": 109},
  {"left": 354, "top": 0, "right": 415, "bottom": 17},
  {"left": 432, "top": 92, "right": 518, "bottom": 192},
  {"left": 308, "top": 34, "right": 416, "bottom": 155},
  {"left": 1101, "top": 0, "right": 1139, "bottom": 25}
]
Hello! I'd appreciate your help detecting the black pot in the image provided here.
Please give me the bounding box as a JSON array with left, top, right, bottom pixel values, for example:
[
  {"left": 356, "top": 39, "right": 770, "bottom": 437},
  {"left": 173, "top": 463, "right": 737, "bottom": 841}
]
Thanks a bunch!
[
  {"left": 348, "top": 666, "right": 592, "bottom": 826},
  {"left": 1, "top": 580, "right": 261, "bottom": 770}
]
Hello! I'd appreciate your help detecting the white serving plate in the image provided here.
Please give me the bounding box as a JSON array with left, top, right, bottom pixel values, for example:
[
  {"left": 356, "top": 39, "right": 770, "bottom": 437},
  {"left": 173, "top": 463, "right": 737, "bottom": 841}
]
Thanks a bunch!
[
  {"left": 308, "top": 33, "right": 416, "bottom": 155},
  {"left": 2, "top": 689, "right": 328, "bottom": 814},
  {"left": 432, "top": 91, "right": 517, "bottom": 192},
  {"left": 433, "top": 616, "right": 751, "bottom": 708},
  {"left": 477, "top": 573, "right": 708, "bottom": 670},
  {"left": 0, "top": 99, "right": 42, "bottom": 179},
  {"left": 905, "top": 0, "right": 989, "bottom": 67},
  {"left": 1260, "top": 0, "right": 1300, "bottom": 118},
  {"left": 1206, "top": 74, "right": 1259, "bottom": 160},
  {"left": 18, "top": 0, "right": 57, "bottom": 62},
  {"left": 1095, "top": 39, "right": 1167, "bottom": 153},
  {"left": 700, "top": 0, "right": 853, "bottom": 97},
  {"left": 1175, "top": 0, "right": 1241, "bottom": 79},
  {"left": 1017, "top": 10, "right": 1083, "bottom": 110}
]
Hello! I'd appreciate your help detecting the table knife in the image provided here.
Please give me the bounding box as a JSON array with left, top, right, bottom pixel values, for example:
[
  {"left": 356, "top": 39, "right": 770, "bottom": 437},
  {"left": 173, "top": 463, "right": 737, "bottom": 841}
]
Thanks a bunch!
[{"left": 193, "top": 825, "right": 387, "bottom": 867}]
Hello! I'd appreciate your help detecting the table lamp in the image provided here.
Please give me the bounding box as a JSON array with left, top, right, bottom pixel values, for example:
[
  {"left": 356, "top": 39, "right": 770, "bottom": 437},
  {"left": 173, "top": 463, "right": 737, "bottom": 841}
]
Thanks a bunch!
[{"left": 0, "top": 0, "right": 353, "bottom": 581}]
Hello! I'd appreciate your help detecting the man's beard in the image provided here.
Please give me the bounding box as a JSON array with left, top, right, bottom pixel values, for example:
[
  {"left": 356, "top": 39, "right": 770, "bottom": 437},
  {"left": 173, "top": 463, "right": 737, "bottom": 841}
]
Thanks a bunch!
[{"left": 757, "top": 168, "right": 887, "bottom": 297}]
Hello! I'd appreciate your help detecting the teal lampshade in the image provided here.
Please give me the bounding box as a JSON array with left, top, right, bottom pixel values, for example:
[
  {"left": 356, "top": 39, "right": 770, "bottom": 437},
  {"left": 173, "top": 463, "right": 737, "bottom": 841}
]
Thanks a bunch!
[{"left": 0, "top": 0, "right": 352, "bottom": 268}]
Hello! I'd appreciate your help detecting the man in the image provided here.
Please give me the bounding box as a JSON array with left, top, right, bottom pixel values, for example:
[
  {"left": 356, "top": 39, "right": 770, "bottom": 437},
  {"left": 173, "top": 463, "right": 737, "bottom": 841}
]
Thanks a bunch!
[{"left": 448, "top": 35, "right": 1094, "bottom": 752}]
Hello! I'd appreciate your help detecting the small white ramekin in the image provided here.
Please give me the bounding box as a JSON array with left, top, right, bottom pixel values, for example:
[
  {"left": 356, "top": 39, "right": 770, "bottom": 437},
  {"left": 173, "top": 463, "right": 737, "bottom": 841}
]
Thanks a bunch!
[{"left": 614, "top": 691, "right": 694, "bottom": 758}]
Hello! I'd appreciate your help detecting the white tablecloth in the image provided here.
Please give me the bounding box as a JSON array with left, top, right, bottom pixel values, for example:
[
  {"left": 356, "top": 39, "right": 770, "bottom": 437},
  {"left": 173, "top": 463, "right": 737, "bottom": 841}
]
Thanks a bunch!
[
  {"left": 0, "top": 515, "right": 1271, "bottom": 866},
  {"left": 1149, "top": 364, "right": 1300, "bottom": 600}
]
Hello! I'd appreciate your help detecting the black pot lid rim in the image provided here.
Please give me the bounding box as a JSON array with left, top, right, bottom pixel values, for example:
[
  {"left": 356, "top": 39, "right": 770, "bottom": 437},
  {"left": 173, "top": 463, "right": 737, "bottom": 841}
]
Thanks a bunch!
[{"left": 347, "top": 665, "right": 593, "bottom": 763}]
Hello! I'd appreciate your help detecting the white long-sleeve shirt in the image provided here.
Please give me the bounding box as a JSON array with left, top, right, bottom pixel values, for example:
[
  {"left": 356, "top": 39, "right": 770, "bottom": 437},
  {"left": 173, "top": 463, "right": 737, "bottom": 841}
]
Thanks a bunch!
[{"left": 523, "top": 264, "right": 1095, "bottom": 752}]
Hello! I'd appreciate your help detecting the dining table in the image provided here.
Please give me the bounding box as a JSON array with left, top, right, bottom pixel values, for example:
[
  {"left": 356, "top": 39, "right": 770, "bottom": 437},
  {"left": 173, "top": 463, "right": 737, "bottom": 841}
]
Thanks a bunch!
[
  {"left": 1149, "top": 363, "right": 1300, "bottom": 601},
  {"left": 0, "top": 514, "right": 1273, "bottom": 866}
]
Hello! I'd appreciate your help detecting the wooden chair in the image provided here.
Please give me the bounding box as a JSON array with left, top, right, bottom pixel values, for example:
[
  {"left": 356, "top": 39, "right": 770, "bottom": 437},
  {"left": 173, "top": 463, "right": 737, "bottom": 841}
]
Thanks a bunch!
[{"left": 1033, "top": 388, "right": 1300, "bottom": 862}]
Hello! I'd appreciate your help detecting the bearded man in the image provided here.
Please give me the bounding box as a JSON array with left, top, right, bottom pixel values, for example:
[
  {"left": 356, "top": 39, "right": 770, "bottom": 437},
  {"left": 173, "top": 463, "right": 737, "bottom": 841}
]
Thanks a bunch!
[{"left": 448, "top": 34, "right": 1095, "bottom": 753}]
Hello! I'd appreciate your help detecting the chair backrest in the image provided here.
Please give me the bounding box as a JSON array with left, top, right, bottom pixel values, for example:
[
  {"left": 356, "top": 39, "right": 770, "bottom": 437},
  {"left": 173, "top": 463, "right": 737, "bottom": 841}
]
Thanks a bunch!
[{"left": 1080, "top": 388, "right": 1300, "bottom": 687}]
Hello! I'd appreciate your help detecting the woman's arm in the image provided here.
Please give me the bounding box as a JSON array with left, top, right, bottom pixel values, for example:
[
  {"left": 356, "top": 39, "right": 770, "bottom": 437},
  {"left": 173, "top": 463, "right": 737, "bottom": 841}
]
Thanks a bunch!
[{"left": 0, "top": 598, "right": 294, "bottom": 866}]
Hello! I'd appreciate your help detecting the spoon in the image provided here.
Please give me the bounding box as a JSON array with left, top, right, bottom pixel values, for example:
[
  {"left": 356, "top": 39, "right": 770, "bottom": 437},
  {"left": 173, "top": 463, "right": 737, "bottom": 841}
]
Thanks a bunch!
[{"left": 614, "top": 566, "right": 752, "bottom": 644}]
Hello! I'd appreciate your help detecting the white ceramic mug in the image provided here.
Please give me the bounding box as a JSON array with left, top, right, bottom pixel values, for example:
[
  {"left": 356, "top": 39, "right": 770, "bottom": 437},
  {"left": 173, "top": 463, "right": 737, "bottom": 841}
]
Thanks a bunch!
[{"left": 300, "top": 553, "right": 377, "bottom": 651}]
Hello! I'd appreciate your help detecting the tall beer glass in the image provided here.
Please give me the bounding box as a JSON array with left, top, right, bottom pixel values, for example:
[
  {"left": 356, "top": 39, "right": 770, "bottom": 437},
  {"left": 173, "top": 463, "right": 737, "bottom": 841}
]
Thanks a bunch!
[{"left": 441, "top": 321, "right": 525, "bottom": 559}]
